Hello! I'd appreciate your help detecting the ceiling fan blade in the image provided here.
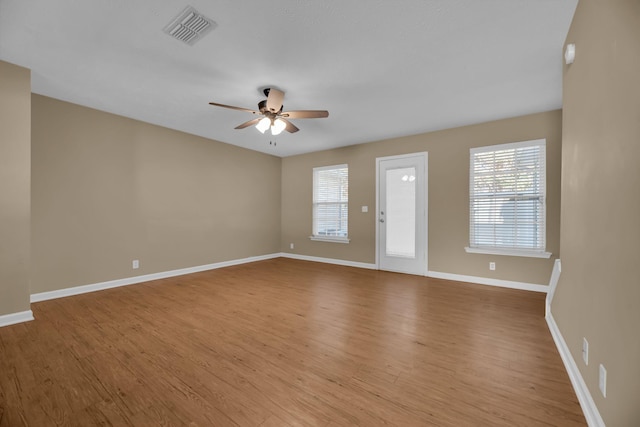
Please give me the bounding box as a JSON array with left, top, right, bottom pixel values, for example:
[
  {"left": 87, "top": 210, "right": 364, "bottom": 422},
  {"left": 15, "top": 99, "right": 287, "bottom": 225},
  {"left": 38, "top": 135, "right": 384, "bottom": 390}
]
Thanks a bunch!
[
  {"left": 282, "top": 119, "right": 299, "bottom": 133},
  {"left": 234, "top": 118, "right": 262, "bottom": 129},
  {"left": 209, "top": 102, "right": 259, "bottom": 114},
  {"left": 266, "top": 88, "right": 284, "bottom": 113},
  {"left": 281, "top": 110, "right": 329, "bottom": 119}
]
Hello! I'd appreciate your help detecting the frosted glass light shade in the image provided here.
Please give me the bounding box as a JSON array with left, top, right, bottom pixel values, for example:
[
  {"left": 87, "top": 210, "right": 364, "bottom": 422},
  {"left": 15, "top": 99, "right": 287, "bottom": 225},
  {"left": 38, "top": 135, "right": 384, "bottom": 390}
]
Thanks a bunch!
[
  {"left": 256, "top": 117, "right": 270, "bottom": 133},
  {"left": 271, "top": 119, "right": 286, "bottom": 136}
]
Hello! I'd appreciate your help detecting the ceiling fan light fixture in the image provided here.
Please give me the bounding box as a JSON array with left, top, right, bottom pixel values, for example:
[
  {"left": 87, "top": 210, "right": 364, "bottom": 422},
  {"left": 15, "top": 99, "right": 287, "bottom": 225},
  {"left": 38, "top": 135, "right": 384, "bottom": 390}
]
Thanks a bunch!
[
  {"left": 271, "top": 118, "right": 287, "bottom": 136},
  {"left": 256, "top": 117, "right": 271, "bottom": 133},
  {"left": 210, "top": 87, "right": 327, "bottom": 136}
]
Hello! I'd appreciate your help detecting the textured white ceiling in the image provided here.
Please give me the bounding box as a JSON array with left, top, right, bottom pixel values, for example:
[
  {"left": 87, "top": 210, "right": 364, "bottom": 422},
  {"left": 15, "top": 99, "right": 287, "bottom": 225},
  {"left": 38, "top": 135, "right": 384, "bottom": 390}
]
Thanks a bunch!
[{"left": 0, "top": 0, "right": 577, "bottom": 157}]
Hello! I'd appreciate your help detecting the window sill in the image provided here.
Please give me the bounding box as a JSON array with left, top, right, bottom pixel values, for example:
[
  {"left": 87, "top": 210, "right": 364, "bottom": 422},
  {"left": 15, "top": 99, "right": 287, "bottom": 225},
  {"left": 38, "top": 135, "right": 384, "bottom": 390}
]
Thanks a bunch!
[
  {"left": 310, "top": 236, "right": 350, "bottom": 244},
  {"left": 464, "top": 247, "right": 552, "bottom": 259}
]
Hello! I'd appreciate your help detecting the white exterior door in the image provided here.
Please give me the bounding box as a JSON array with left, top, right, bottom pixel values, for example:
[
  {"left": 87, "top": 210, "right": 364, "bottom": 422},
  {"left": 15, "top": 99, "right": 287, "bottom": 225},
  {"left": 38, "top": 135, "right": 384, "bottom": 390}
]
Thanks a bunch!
[{"left": 377, "top": 153, "right": 427, "bottom": 275}]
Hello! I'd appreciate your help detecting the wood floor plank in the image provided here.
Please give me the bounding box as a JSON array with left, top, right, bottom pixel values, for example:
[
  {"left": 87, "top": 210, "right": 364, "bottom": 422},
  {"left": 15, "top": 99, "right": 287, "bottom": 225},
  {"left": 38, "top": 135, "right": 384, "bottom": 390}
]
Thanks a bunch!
[{"left": 0, "top": 258, "right": 585, "bottom": 426}]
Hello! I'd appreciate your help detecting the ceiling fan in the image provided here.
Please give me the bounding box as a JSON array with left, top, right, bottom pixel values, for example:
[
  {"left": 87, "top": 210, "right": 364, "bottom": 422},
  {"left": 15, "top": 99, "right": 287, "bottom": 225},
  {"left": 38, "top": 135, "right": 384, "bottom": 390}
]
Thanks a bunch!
[{"left": 209, "top": 88, "right": 329, "bottom": 135}]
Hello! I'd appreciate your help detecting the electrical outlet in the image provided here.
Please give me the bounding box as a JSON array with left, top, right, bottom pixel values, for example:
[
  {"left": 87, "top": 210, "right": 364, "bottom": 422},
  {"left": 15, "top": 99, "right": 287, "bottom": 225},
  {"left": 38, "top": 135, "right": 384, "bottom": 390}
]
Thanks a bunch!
[
  {"left": 599, "top": 364, "right": 607, "bottom": 397},
  {"left": 290, "top": 243, "right": 294, "bottom": 250},
  {"left": 132, "top": 259, "right": 139, "bottom": 269},
  {"left": 489, "top": 262, "right": 496, "bottom": 271},
  {"left": 582, "top": 338, "right": 589, "bottom": 365}
]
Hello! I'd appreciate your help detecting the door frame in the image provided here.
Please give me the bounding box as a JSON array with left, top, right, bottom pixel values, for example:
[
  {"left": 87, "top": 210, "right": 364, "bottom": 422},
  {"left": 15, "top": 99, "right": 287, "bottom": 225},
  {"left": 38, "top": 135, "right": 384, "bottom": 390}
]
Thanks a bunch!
[{"left": 375, "top": 152, "right": 428, "bottom": 275}]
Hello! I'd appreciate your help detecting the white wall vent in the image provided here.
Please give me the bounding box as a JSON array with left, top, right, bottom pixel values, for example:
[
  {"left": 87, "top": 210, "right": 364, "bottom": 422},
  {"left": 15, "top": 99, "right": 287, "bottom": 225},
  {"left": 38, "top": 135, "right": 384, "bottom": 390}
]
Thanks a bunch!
[{"left": 163, "top": 6, "right": 216, "bottom": 46}]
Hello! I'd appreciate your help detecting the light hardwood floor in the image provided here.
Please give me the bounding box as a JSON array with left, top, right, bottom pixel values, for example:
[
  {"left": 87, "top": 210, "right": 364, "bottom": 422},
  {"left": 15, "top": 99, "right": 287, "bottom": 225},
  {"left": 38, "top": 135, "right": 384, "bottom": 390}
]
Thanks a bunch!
[{"left": 0, "top": 258, "right": 585, "bottom": 426}]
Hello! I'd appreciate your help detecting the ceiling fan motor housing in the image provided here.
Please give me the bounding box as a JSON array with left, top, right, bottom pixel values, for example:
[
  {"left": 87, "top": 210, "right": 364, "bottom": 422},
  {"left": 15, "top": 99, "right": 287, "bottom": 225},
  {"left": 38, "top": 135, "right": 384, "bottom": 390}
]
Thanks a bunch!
[{"left": 258, "top": 99, "right": 282, "bottom": 115}]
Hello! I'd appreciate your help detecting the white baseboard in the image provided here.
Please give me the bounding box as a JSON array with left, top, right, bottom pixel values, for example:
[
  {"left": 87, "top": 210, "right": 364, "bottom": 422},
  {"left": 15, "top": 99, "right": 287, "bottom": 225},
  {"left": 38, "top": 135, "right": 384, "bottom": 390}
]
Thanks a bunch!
[
  {"left": 279, "top": 252, "right": 377, "bottom": 270},
  {"left": 30, "top": 255, "right": 547, "bottom": 303},
  {"left": 279, "top": 256, "right": 547, "bottom": 293},
  {"left": 546, "top": 259, "right": 562, "bottom": 317},
  {"left": 30, "top": 253, "right": 281, "bottom": 303},
  {"left": 0, "top": 310, "right": 34, "bottom": 328},
  {"left": 427, "top": 270, "right": 548, "bottom": 293},
  {"left": 546, "top": 312, "right": 605, "bottom": 427}
]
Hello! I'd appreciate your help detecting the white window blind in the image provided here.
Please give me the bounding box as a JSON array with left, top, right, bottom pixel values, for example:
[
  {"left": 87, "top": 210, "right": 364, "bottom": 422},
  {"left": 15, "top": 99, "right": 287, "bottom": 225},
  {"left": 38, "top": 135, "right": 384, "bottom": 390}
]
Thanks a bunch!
[
  {"left": 313, "top": 165, "right": 348, "bottom": 239},
  {"left": 469, "top": 139, "right": 546, "bottom": 253}
]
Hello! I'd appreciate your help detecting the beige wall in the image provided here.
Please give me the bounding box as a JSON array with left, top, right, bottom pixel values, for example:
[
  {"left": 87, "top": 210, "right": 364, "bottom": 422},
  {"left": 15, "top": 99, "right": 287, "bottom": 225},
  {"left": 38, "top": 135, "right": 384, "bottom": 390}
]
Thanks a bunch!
[
  {"left": 31, "top": 95, "right": 281, "bottom": 294},
  {"left": 0, "top": 61, "right": 31, "bottom": 316},
  {"left": 553, "top": 1, "right": 640, "bottom": 425},
  {"left": 282, "top": 110, "right": 562, "bottom": 285}
]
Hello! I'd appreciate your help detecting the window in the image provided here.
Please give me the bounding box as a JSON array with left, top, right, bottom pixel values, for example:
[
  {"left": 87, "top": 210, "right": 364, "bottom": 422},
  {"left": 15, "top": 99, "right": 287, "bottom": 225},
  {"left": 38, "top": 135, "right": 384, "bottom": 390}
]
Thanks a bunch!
[
  {"left": 467, "top": 139, "right": 550, "bottom": 258},
  {"left": 311, "top": 164, "right": 349, "bottom": 243}
]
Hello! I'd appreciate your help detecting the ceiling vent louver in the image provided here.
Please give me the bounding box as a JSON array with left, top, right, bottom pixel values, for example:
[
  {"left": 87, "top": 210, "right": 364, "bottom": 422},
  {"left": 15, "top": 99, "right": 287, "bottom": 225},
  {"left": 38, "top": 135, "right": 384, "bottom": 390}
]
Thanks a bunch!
[{"left": 163, "top": 6, "right": 216, "bottom": 46}]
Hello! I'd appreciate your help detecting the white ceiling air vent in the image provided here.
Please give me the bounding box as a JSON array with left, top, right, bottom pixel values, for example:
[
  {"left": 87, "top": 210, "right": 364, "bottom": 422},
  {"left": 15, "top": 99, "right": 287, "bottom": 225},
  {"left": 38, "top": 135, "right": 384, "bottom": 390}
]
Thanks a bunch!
[{"left": 163, "top": 6, "right": 216, "bottom": 46}]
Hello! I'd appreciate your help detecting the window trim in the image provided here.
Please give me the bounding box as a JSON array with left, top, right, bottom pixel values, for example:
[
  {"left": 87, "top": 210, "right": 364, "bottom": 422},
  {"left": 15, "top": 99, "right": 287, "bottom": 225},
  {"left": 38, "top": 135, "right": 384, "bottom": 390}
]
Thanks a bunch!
[
  {"left": 309, "top": 236, "right": 351, "bottom": 244},
  {"left": 468, "top": 139, "right": 550, "bottom": 258},
  {"left": 464, "top": 246, "right": 551, "bottom": 258},
  {"left": 311, "top": 164, "right": 349, "bottom": 244}
]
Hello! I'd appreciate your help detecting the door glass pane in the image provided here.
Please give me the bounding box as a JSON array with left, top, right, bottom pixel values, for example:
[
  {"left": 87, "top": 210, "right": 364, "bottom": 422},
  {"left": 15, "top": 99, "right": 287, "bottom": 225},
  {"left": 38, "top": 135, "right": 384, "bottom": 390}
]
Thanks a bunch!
[{"left": 385, "top": 167, "right": 416, "bottom": 258}]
